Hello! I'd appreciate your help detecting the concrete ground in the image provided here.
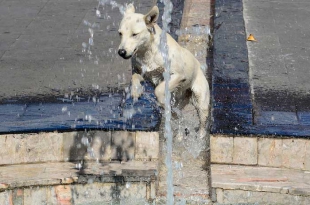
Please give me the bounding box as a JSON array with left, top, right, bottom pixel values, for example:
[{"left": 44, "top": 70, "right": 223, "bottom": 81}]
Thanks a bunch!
[
  {"left": 244, "top": 0, "right": 310, "bottom": 113},
  {"left": 0, "top": 0, "right": 153, "bottom": 102}
]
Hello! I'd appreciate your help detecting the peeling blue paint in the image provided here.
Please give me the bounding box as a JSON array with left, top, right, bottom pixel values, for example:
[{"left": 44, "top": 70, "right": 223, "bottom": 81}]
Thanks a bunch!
[{"left": 0, "top": 82, "right": 161, "bottom": 134}]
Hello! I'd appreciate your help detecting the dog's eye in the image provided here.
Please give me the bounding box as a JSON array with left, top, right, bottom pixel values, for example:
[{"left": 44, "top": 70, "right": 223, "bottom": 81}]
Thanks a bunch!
[
  {"left": 132, "top": 33, "right": 138, "bottom": 37},
  {"left": 119, "top": 32, "right": 122, "bottom": 36}
]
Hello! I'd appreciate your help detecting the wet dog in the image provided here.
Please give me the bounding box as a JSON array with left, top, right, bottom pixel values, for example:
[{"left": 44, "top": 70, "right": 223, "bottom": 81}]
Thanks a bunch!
[{"left": 118, "top": 4, "right": 210, "bottom": 137}]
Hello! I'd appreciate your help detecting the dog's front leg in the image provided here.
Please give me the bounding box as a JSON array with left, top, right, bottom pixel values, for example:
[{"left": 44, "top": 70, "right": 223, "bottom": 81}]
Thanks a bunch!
[
  {"left": 131, "top": 73, "right": 144, "bottom": 101},
  {"left": 154, "top": 74, "right": 184, "bottom": 106}
]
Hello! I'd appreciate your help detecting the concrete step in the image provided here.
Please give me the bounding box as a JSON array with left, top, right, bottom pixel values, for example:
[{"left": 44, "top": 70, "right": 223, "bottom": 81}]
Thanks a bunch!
[
  {"left": 212, "top": 164, "right": 310, "bottom": 205},
  {"left": 0, "top": 131, "right": 159, "bottom": 165},
  {"left": 0, "top": 161, "right": 157, "bottom": 204}
]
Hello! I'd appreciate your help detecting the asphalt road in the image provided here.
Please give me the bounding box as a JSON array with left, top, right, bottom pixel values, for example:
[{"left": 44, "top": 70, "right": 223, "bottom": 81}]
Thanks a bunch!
[{"left": 0, "top": 0, "right": 154, "bottom": 103}]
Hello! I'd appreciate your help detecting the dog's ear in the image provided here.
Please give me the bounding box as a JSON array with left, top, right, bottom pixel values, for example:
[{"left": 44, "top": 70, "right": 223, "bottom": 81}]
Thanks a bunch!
[
  {"left": 125, "top": 3, "right": 135, "bottom": 14},
  {"left": 144, "top": 6, "right": 159, "bottom": 27}
]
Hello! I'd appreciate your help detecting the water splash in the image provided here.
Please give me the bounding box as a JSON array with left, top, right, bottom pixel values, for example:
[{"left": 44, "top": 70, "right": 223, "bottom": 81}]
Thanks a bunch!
[
  {"left": 159, "top": 0, "right": 174, "bottom": 204},
  {"left": 98, "top": 0, "right": 125, "bottom": 15}
]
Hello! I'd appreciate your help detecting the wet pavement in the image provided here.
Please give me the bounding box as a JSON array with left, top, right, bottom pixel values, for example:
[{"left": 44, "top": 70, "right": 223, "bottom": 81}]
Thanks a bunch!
[
  {"left": 212, "top": 0, "right": 310, "bottom": 136},
  {"left": 0, "top": 0, "right": 165, "bottom": 132},
  {"left": 0, "top": 82, "right": 161, "bottom": 133}
]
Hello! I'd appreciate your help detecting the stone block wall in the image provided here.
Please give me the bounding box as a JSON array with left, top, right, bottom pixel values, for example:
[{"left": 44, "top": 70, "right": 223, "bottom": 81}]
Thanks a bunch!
[
  {"left": 0, "top": 131, "right": 159, "bottom": 165},
  {"left": 214, "top": 188, "right": 310, "bottom": 205},
  {"left": 0, "top": 182, "right": 153, "bottom": 205},
  {"left": 211, "top": 134, "right": 310, "bottom": 171}
]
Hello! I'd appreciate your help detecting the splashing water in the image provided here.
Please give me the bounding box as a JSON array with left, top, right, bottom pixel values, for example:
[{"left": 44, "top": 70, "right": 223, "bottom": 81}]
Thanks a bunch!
[
  {"left": 159, "top": 0, "right": 174, "bottom": 204},
  {"left": 98, "top": 0, "right": 126, "bottom": 15}
]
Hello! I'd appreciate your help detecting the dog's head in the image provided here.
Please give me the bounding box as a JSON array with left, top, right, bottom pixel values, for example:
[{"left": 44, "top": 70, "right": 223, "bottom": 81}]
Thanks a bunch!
[{"left": 118, "top": 4, "right": 159, "bottom": 59}]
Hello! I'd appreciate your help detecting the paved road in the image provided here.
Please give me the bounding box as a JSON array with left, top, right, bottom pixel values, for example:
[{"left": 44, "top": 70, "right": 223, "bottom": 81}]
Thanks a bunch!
[
  {"left": 0, "top": 0, "right": 153, "bottom": 102},
  {"left": 244, "top": 0, "right": 310, "bottom": 112}
]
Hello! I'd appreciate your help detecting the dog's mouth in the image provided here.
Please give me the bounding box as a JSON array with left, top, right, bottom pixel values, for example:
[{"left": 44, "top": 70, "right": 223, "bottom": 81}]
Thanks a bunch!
[
  {"left": 122, "top": 55, "right": 132, "bottom": 60},
  {"left": 119, "top": 48, "right": 137, "bottom": 60}
]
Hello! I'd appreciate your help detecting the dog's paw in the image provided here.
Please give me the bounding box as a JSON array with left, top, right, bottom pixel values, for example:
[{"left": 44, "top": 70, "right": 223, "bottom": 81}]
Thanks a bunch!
[{"left": 131, "top": 83, "right": 143, "bottom": 101}]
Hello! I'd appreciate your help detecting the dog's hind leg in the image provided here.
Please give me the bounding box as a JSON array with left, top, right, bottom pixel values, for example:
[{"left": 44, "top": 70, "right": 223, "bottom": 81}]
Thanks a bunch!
[{"left": 191, "top": 69, "right": 210, "bottom": 138}]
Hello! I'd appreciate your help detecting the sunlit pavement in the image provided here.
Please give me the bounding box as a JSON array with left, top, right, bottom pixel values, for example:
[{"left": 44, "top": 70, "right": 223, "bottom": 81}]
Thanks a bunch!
[
  {"left": 212, "top": 0, "right": 310, "bottom": 136},
  {"left": 0, "top": 0, "right": 153, "bottom": 101}
]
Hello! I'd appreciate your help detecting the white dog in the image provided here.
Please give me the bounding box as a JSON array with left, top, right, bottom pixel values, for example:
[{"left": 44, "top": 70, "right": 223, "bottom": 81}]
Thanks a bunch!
[{"left": 118, "top": 4, "right": 210, "bottom": 137}]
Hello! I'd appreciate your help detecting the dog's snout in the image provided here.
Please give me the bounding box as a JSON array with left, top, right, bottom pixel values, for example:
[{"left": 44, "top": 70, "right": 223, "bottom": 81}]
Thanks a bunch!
[{"left": 118, "top": 49, "right": 127, "bottom": 57}]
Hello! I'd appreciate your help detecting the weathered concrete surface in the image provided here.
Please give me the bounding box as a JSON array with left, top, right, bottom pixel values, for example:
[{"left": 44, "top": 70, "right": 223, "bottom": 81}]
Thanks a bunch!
[
  {"left": 244, "top": 0, "right": 310, "bottom": 113},
  {"left": 214, "top": 189, "right": 310, "bottom": 205},
  {"left": 0, "top": 131, "right": 159, "bottom": 165},
  {"left": 0, "top": 0, "right": 154, "bottom": 101},
  {"left": 233, "top": 137, "right": 257, "bottom": 165},
  {"left": 0, "top": 183, "right": 150, "bottom": 205},
  {"left": 211, "top": 134, "right": 310, "bottom": 171},
  {"left": 244, "top": 0, "right": 310, "bottom": 93},
  {"left": 212, "top": 164, "right": 310, "bottom": 204},
  {"left": 135, "top": 131, "right": 159, "bottom": 161},
  {"left": 211, "top": 135, "right": 233, "bottom": 163},
  {"left": 0, "top": 130, "right": 158, "bottom": 203},
  {"left": 0, "top": 161, "right": 156, "bottom": 190},
  {"left": 0, "top": 132, "right": 64, "bottom": 165}
]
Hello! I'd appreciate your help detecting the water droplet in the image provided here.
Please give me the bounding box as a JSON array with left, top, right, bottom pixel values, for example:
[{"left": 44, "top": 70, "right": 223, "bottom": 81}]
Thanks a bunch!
[
  {"left": 96, "top": 9, "right": 101, "bottom": 18},
  {"left": 89, "top": 38, "right": 94, "bottom": 46},
  {"left": 61, "top": 106, "right": 68, "bottom": 113}
]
